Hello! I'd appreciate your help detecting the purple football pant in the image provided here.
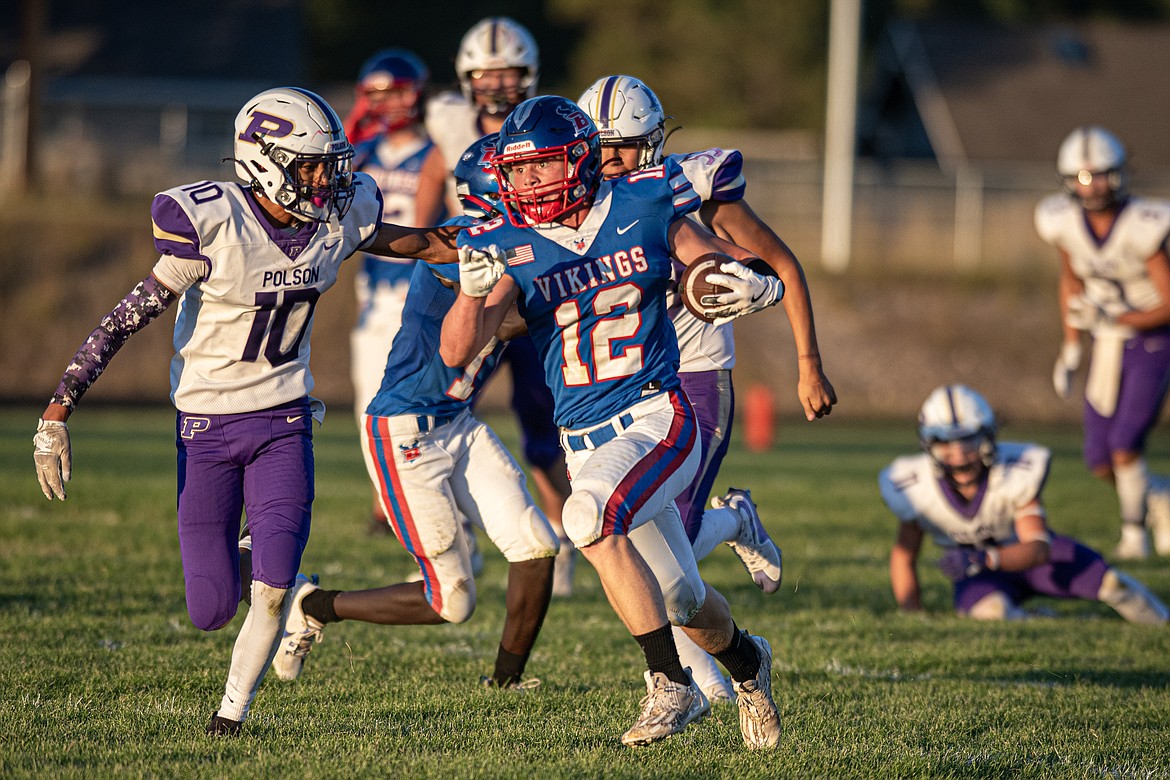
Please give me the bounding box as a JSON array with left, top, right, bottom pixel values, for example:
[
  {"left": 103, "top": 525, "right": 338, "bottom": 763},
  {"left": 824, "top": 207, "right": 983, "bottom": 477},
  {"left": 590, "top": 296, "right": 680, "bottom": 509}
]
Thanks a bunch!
[
  {"left": 676, "top": 370, "right": 735, "bottom": 543},
  {"left": 953, "top": 534, "right": 1109, "bottom": 614},
  {"left": 1083, "top": 327, "right": 1170, "bottom": 470},
  {"left": 176, "top": 400, "right": 313, "bottom": 631}
]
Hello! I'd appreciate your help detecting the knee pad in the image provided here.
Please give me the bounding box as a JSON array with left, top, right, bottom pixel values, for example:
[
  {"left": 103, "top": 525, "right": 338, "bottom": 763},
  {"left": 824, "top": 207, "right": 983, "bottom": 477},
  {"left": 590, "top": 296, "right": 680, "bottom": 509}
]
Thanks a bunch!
[
  {"left": 562, "top": 490, "right": 605, "bottom": 548},
  {"left": 966, "top": 591, "right": 1025, "bottom": 621},
  {"left": 187, "top": 573, "right": 239, "bottom": 632},
  {"left": 435, "top": 576, "right": 477, "bottom": 624}
]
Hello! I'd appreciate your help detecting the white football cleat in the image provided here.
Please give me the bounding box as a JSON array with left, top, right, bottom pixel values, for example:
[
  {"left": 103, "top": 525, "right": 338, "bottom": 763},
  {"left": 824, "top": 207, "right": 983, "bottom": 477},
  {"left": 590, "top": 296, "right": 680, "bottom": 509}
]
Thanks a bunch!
[
  {"left": 1098, "top": 569, "right": 1170, "bottom": 625},
  {"left": 733, "top": 634, "right": 781, "bottom": 749},
  {"left": 714, "top": 488, "right": 782, "bottom": 593},
  {"left": 620, "top": 670, "right": 710, "bottom": 747},
  {"left": 1146, "top": 480, "right": 1170, "bottom": 556},
  {"left": 271, "top": 574, "right": 324, "bottom": 681},
  {"left": 1113, "top": 524, "right": 1150, "bottom": 560}
]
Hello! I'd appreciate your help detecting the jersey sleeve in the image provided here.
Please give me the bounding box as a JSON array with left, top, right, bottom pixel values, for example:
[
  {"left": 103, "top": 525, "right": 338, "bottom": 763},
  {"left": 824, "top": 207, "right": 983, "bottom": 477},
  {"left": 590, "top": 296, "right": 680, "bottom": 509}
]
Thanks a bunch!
[
  {"left": 878, "top": 458, "right": 923, "bottom": 523},
  {"left": 151, "top": 191, "right": 210, "bottom": 261},
  {"left": 662, "top": 157, "right": 702, "bottom": 221},
  {"left": 676, "top": 148, "right": 746, "bottom": 203},
  {"left": 996, "top": 443, "right": 1051, "bottom": 509},
  {"left": 1034, "top": 194, "right": 1072, "bottom": 247},
  {"left": 1123, "top": 197, "right": 1170, "bottom": 259}
]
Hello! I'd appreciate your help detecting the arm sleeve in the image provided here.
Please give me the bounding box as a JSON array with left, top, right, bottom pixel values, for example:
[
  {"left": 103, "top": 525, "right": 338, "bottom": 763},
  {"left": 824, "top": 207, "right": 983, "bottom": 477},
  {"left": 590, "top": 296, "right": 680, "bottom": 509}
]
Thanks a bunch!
[{"left": 50, "top": 274, "right": 177, "bottom": 410}]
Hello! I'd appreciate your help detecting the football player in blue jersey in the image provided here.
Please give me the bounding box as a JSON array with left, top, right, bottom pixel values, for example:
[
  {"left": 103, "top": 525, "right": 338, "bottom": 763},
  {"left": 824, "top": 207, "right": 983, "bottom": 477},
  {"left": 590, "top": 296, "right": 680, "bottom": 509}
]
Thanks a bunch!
[
  {"left": 343, "top": 49, "right": 449, "bottom": 536},
  {"left": 579, "top": 74, "right": 835, "bottom": 702},
  {"left": 426, "top": 18, "right": 577, "bottom": 597},
  {"left": 438, "top": 95, "right": 783, "bottom": 749},
  {"left": 32, "top": 88, "right": 384, "bottom": 736},
  {"left": 268, "top": 133, "right": 559, "bottom": 692}
]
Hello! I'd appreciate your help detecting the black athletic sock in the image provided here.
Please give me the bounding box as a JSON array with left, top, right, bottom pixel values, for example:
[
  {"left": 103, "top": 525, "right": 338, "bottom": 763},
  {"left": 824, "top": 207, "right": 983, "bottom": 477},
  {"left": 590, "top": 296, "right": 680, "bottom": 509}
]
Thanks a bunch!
[
  {"left": 302, "top": 589, "right": 342, "bottom": 624},
  {"left": 492, "top": 645, "right": 528, "bottom": 687},
  {"left": 713, "top": 625, "right": 761, "bottom": 684},
  {"left": 633, "top": 624, "right": 689, "bottom": 685}
]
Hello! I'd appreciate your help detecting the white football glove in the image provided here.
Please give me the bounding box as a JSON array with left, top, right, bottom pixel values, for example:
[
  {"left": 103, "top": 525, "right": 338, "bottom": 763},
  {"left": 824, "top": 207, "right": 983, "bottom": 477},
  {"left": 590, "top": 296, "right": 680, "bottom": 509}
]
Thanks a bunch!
[
  {"left": 458, "top": 244, "right": 506, "bottom": 298},
  {"left": 703, "top": 262, "right": 785, "bottom": 326},
  {"left": 1064, "top": 294, "right": 1112, "bottom": 331},
  {"left": 1052, "top": 341, "right": 1082, "bottom": 399},
  {"left": 33, "top": 418, "right": 71, "bottom": 501}
]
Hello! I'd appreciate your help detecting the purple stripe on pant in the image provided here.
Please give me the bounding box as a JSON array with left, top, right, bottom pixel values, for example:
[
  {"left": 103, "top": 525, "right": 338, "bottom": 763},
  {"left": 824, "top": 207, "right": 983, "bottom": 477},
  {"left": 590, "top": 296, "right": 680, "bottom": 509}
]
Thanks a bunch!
[
  {"left": 176, "top": 400, "right": 313, "bottom": 631},
  {"left": 953, "top": 533, "right": 1109, "bottom": 613},
  {"left": 677, "top": 370, "right": 735, "bottom": 543},
  {"left": 1083, "top": 327, "right": 1170, "bottom": 470}
]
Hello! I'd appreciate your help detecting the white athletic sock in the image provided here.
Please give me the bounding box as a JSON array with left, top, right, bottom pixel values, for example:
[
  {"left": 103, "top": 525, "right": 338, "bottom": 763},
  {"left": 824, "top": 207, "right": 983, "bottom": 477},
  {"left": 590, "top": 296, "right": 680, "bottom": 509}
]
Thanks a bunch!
[
  {"left": 1114, "top": 459, "right": 1149, "bottom": 527},
  {"left": 1098, "top": 569, "right": 1170, "bottom": 625},
  {"left": 691, "top": 506, "right": 741, "bottom": 561},
  {"left": 217, "top": 581, "right": 287, "bottom": 722}
]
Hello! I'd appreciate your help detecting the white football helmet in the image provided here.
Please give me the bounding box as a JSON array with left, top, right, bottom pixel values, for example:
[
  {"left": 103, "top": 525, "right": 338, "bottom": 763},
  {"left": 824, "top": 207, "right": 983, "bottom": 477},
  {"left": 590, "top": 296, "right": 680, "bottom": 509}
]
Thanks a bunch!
[
  {"left": 577, "top": 75, "right": 667, "bottom": 170},
  {"left": 917, "top": 384, "right": 997, "bottom": 477},
  {"left": 455, "top": 16, "right": 539, "bottom": 114},
  {"left": 1056, "top": 126, "right": 1127, "bottom": 210},
  {"left": 233, "top": 87, "right": 355, "bottom": 223}
]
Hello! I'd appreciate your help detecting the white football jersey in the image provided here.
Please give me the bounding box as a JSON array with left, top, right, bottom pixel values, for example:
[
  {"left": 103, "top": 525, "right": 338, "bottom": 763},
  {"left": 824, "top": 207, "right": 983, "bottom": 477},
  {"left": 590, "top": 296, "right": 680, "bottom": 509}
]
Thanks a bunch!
[
  {"left": 666, "top": 148, "right": 748, "bottom": 372},
  {"left": 1034, "top": 194, "right": 1170, "bottom": 315},
  {"left": 424, "top": 92, "right": 484, "bottom": 207},
  {"left": 878, "top": 442, "right": 1050, "bottom": 548},
  {"left": 149, "top": 175, "right": 382, "bottom": 414}
]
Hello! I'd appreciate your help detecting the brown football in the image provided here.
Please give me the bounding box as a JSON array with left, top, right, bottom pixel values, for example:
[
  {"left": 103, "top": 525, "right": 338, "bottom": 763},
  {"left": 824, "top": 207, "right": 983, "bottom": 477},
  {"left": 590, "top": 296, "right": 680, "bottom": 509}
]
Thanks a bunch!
[{"left": 679, "top": 252, "right": 737, "bottom": 323}]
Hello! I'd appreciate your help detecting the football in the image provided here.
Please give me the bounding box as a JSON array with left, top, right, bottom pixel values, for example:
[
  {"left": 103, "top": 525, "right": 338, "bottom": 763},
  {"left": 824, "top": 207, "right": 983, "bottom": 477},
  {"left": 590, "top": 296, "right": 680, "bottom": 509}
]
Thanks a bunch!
[{"left": 679, "top": 252, "right": 738, "bottom": 323}]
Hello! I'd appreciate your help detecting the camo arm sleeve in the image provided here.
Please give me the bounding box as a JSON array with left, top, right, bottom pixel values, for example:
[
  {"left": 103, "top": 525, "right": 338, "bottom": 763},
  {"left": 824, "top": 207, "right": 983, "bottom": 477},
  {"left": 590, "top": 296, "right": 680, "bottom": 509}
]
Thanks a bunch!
[{"left": 50, "top": 274, "right": 177, "bottom": 410}]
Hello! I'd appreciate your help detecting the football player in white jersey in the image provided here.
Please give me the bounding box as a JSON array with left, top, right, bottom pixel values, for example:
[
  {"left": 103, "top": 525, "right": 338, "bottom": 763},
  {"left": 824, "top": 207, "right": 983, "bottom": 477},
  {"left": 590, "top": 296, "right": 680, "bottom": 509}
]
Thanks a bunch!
[
  {"left": 880, "top": 385, "right": 1167, "bottom": 624},
  {"left": 440, "top": 96, "right": 782, "bottom": 749},
  {"left": 343, "top": 49, "right": 449, "bottom": 536},
  {"left": 32, "top": 87, "right": 384, "bottom": 736},
  {"left": 426, "top": 16, "right": 577, "bottom": 595},
  {"left": 267, "top": 133, "right": 557, "bottom": 691},
  {"left": 1035, "top": 127, "right": 1170, "bottom": 560},
  {"left": 579, "top": 74, "right": 835, "bottom": 702}
]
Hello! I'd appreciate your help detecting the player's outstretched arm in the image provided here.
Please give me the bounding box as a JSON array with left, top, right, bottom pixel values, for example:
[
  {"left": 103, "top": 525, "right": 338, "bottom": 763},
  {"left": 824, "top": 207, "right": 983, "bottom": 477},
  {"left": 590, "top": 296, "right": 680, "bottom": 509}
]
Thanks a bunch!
[
  {"left": 702, "top": 199, "right": 836, "bottom": 420},
  {"left": 34, "top": 274, "right": 177, "bottom": 500},
  {"left": 365, "top": 223, "right": 463, "bottom": 264},
  {"left": 890, "top": 523, "right": 924, "bottom": 612},
  {"left": 440, "top": 276, "right": 519, "bottom": 367}
]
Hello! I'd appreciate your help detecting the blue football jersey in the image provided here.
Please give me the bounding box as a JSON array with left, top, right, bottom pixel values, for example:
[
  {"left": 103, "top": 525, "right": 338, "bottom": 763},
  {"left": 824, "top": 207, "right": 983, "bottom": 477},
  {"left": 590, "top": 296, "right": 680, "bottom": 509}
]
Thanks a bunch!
[
  {"left": 365, "top": 218, "right": 506, "bottom": 419},
  {"left": 458, "top": 157, "right": 701, "bottom": 428}
]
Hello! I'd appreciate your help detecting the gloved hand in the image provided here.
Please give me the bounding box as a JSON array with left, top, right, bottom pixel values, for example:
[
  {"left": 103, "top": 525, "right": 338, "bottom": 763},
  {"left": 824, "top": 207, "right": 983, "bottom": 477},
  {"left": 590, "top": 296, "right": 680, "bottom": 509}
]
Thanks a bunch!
[
  {"left": 704, "top": 262, "right": 784, "bottom": 326},
  {"left": 33, "top": 418, "right": 71, "bottom": 500},
  {"left": 1064, "top": 294, "right": 1112, "bottom": 331},
  {"left": 938, "top": 546, "right": 987, "bottom": 582},
  {"left": 458, "top": 244, "right": 506, "bottom": 298},
  {"left": 1052, "top": 341, "right": 1082, "bottom": 398}
]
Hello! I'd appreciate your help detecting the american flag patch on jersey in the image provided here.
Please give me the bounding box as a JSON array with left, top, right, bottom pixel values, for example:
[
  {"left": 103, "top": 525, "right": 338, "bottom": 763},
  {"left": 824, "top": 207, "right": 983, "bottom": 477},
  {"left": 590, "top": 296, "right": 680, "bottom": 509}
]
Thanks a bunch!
[{"left": 507, "top": 244, "right": 535, "bottom": 266}]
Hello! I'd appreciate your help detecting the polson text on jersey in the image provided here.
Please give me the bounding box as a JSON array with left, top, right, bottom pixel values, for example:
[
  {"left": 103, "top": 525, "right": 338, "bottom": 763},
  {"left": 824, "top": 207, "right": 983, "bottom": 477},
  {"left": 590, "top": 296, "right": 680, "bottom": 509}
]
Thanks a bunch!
[{"left": 262, "top": 267, "right": 322, "bottom": 288}]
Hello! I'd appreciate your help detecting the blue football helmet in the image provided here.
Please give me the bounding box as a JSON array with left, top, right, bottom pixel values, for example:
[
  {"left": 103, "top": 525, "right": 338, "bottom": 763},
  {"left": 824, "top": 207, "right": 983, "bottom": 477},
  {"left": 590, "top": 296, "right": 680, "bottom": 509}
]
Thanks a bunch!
[
  {"left": 454, "top": 133, "right": 502, "bottom": 219},
  {"left": 493, "top": 96, "right": 601, "bottom": 226},
  {"left": 354, "top": 48, "right": 430, "bottom": 133}
]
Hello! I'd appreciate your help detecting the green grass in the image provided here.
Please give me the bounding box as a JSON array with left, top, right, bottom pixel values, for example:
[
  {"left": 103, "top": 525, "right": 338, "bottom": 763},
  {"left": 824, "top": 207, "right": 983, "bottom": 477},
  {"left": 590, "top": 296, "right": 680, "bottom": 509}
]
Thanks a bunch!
[{"left": 2, "top": 406, "right": 1169, "bottom": 778}]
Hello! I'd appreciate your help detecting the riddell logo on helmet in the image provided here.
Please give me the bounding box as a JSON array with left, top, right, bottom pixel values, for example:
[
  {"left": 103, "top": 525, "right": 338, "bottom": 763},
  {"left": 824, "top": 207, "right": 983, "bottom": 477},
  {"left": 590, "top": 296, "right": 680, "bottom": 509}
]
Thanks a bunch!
[
  {"left": 238, "top": 112, "right": 294, "bottom": 144},
  {"left": 502, "top": 141, "right": 536, "bottom": 154}
]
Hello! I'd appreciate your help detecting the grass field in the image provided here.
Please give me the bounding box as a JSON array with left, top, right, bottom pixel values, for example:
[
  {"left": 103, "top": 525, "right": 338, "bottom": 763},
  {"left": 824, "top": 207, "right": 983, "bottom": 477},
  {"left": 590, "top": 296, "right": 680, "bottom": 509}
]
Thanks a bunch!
[{"left": 3, "top": 405, "right": 1170, "bottom": 778}]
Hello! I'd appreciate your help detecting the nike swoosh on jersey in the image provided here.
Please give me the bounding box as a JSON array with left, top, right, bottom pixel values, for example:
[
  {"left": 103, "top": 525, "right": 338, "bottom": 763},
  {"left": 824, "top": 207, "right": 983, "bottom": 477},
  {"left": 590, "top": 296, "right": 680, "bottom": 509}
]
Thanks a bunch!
[
  {"left": 286, "top": 415, "right": 304, "bottom": 423},
  {"left": 323, "top": 240, "right": 340, "bottom": 250},
  {"left": 617, "top": 220, "right": 639, "bottom": 235}
]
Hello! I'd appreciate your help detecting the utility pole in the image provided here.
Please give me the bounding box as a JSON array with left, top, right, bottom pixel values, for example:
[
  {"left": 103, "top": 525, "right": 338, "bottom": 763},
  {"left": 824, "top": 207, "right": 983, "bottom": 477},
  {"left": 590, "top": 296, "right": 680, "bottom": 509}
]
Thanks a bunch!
[{"left": 821, "top": 0, "right": 861, "bottom": 273}]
